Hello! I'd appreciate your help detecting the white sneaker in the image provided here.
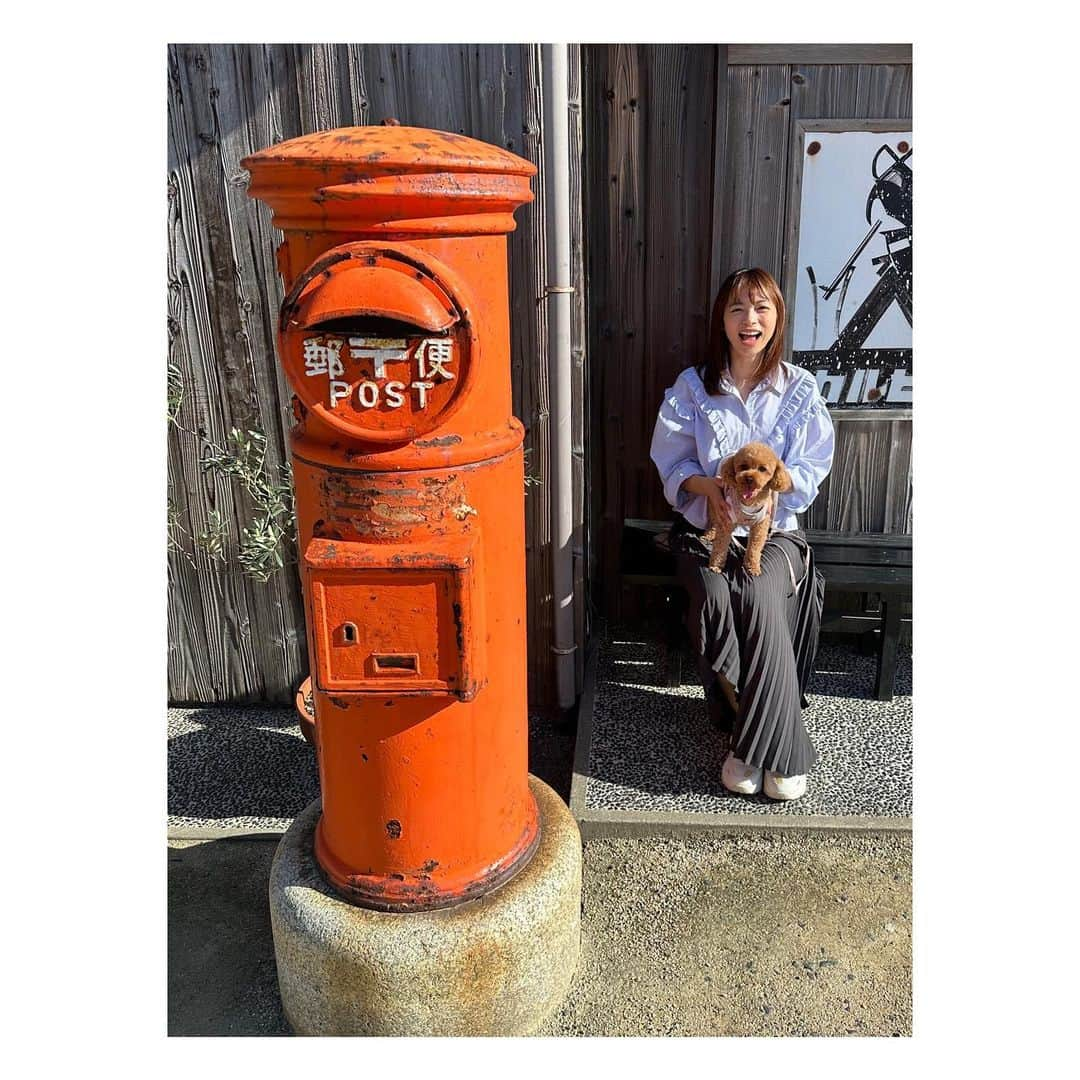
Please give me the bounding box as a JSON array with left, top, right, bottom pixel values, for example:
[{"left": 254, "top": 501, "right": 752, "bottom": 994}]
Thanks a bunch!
[
  {"left": 722, "top": 752, "right": 763, "bottom": 795},
  {"left": 764, "top": 770, "right": 807, "bottom": 801}
]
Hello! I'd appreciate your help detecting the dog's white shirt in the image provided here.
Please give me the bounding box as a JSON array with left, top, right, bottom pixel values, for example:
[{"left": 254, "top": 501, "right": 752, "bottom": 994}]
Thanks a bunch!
[{"left": 724, "top": 488, "right": 773, "bottom": 526}]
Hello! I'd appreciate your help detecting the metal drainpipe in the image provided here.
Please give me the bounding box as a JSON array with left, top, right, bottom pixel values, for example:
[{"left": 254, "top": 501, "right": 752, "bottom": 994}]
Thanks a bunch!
[{"left": 541, "top": 43, "right": 576, "bottom": 711}]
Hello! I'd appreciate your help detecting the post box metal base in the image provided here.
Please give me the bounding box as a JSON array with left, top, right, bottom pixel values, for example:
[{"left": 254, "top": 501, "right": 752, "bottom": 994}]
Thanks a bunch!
[
  {"left": 269, "top": 775, "right": 582, "bottom": 1036},
  {"left": 313, "top": 800, "right": 541, "bottom": 912}
]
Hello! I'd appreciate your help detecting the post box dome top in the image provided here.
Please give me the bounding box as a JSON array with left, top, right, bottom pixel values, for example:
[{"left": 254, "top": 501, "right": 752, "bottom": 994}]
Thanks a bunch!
[
  {"left": 244, "top": 126, "right": 536, "bottom": 176},
  {"left": 243, "top": 126, "right": 536, "bottom": 236}
]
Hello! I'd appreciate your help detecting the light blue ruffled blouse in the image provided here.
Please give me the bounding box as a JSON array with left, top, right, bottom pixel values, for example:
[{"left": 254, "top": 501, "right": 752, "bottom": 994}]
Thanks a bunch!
[{"left": 649, "top": 362, "right": 835, "bottom": 534}]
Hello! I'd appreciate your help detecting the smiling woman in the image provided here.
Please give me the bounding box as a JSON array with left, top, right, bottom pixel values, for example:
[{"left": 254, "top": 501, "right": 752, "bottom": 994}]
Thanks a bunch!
[
  {"left": 650, "top": 267, "right": 835, "bottom": 803},
  {"left": 723, "top": 283, "right": 778, "bottom": 376}
]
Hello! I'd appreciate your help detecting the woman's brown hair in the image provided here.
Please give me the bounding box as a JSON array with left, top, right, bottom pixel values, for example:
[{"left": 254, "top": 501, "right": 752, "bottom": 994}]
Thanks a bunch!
[{"left": 698, "top": 267, "right": 787, "bottom": 396}]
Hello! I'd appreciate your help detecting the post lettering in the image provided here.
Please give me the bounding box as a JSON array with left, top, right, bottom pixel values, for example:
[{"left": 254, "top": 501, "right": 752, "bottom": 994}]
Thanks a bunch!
[
  {"left": 416, "top": 338, "right": 455, "bottom": 381},
  {"left": 303, "top": 337, "right": 344, "bottom": 378},
  {"left": 349, "top": 338, "right": 408, "bottom": 379},
  {"left": 411, "top": 381, "right": 435, "bottom": 409},
  {"left": 356, "top": 381, "right": 379, "bottom": 408}
]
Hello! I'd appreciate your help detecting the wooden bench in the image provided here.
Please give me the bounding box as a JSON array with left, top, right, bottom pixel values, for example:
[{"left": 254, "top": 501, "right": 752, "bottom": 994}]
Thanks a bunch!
[{"left": 621, "top": 519, "right": 912, "bottom": 701}]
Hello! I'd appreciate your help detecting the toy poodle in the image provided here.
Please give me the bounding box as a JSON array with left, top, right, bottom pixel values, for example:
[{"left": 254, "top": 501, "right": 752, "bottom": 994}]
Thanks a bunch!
[{"left": 703, "top": 441, "right": 793, "bottom": 576}]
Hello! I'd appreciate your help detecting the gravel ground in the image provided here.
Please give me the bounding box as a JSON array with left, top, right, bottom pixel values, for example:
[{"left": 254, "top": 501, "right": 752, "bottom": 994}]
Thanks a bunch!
[
  {"left": 584, "top": 636, "right": 912, "bottom": 819},
  {"left": 537, "top": 830, "right": 911, "bottom": 1036}
]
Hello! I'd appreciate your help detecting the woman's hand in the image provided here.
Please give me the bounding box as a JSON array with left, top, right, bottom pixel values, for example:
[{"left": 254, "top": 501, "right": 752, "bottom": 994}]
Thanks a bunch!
[{"left": 681, "top": 474, "right": 732, "bottom": 527}]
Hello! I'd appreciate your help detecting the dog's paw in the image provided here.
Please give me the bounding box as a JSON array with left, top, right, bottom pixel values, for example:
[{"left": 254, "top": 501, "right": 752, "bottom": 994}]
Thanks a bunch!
[
  {"left": 744, "top": 561, "right": 762, "bottom": 577},
  {"left": 706, "top": 564, "right": 723, "bottom": 575}
]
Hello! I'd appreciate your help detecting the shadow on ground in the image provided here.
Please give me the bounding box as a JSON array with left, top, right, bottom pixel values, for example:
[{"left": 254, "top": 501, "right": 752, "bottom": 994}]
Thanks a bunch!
[
  {"left": 168, "top": 704, "right": 574, "bottom": 827},
  {"left": 168, "top": 707, "right": 318, "bottom": 823},
  {"left": 168, "top": 837, "right": 288, "bottom": 1036}
]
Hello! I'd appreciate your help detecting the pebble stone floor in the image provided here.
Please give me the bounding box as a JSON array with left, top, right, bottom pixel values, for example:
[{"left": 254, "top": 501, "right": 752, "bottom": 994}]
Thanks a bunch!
[
  {"left": 168, "top": 705, "right": 319, "bottom": 832},
  {"left": 583, "top": 628, "right": 912, "bottom": 819},
  {"left": 168, "top": 634, "right": 911, "bottom": 831},
  {"left": 167, "top": 706, "right": 561, "bottom": 832}
]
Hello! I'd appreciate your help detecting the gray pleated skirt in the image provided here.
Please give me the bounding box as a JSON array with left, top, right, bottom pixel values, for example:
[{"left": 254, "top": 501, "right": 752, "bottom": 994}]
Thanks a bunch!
[{"left": 671, "top": 515, "right": 825, "bottom": 777}]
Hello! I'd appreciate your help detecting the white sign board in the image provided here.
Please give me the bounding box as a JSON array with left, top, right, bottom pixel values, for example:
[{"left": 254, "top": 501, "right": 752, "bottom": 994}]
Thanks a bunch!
[{"left": 791, "top": 129, "right": 912, "bottom": 407}]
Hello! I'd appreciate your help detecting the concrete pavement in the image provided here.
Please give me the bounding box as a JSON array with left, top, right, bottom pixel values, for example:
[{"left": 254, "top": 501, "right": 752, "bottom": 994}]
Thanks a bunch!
[{"left": 169, "top": 827, "right": 910, "bottom": 1036}]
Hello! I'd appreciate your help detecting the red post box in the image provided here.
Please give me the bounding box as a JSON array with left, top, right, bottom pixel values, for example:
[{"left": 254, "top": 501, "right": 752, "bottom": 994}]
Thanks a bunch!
[{"left": 243, "top": 126, "right": 539, "bottom": 911}]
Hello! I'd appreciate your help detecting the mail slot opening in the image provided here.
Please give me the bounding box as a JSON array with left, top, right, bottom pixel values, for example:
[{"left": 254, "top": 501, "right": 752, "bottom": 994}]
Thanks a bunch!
[
  {"left": 306, "top": 315, "right": 451, "bottom": 338},
  {"left": 373, "top": 653, "right": 419, "bottom": 673},
  {"left": 342, "top": 622, "right": 358, "bottom": 643}
]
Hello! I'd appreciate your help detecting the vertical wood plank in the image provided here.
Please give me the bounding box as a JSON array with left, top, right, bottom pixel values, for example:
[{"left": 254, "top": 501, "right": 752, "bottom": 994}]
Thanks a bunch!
[
  {"left": 720, "top": 63, "right": 792, "bottom": 279},
  {"left": 583, "top": 45, "right": 611, "bottom": 626},
  {"left": 603, "top": 45, "right": 645, "bottom": 615},
  {"left": 882, "top": 418, "right": 914, "bottom": 532},
  {"left": 642, "top": 45, "right": 717, "bottom": 520},
  {"left": 708, "top": 46, "right": 729, "bottom": 306},
  {"left": 856, "top": 62, "right": 913, "bottom": 118}
]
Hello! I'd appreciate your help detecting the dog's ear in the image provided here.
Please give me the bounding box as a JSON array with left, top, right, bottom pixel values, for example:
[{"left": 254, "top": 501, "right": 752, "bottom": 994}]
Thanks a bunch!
[
  {"left": 718, "top": 456, "right": 737, "bottom": 487},
  {"left": 769, "top": 458, "right": 793, "bottom": 492}
]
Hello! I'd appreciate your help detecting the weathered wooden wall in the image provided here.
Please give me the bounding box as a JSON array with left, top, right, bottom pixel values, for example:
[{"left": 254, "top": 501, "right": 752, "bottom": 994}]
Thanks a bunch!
[
  {"left": 582, "top": 45, "right": 912, "bottom": 611},
  {"left": 167, "top": 44, "right": 585, "bottom": 708},
  {"left": 168, "top": 42, "right": 911, "bottom": 704}
]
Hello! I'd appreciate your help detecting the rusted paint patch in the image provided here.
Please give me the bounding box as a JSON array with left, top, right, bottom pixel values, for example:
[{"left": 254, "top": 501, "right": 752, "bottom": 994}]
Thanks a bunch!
[
  {"left": 342, "top": 875, "right": 442, "bottom": 906},
  {"left": 329, "top": 696, "right": 350, "bottom": 710},
  {"left": 330, "top": 820, "right": 537, "bottom": 912},
  {"left": 451, "top": 601, "right": 465, "bottom": 652},
  {"left": 335, "top": 489, "right": 422, "bottom": 500},
  {"left": 456, "top": 677, "right": 480, "bottom": 701},
  {"left": 320, "top": 470, "right": 469, "bottom": 539},
  {"left": 414, "top": 434, "right": 463, "bottom": 448},
  {"left": 386, "top": 820, "right": 402, "bottom": 840},
  {"left": 372, "top": 502, "right": 426, "bottom": 524},
  {"left": 451, "top": 503, "right": 478, "bottom": 520},
  {"left": 382, "top": 551, "right": 463, "bottom": 572}
]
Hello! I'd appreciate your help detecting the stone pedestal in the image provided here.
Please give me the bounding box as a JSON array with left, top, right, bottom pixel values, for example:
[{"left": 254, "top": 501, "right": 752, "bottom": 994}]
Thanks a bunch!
[{"left": 269, "top": 775, "right": 581, "bottom": 1036}]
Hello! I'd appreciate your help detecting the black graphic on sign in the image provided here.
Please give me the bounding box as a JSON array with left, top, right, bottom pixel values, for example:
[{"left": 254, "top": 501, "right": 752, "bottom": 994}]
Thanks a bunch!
[{"left": 794, "top": 142, "right": 912, "bottom": 408}]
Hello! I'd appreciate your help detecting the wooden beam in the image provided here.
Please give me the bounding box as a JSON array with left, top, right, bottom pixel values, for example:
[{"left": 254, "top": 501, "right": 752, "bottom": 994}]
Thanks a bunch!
[{"left": 728, "top": 44, "right": 911, "bottom": 66}]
